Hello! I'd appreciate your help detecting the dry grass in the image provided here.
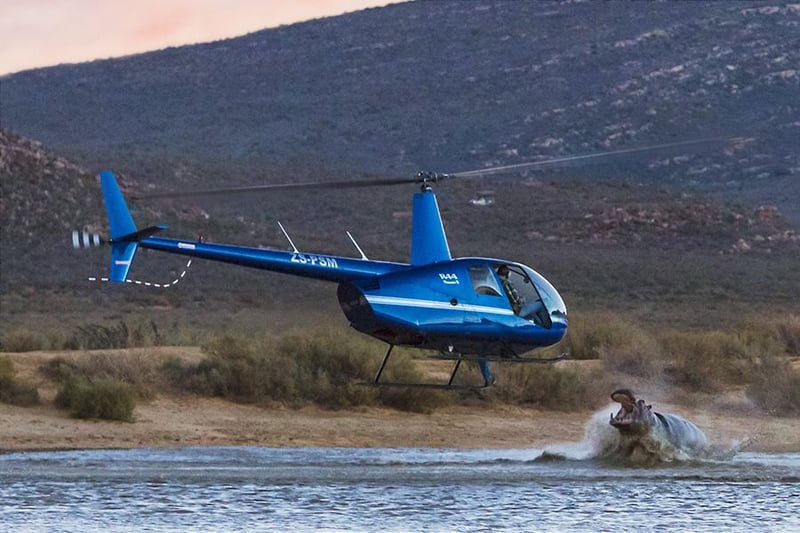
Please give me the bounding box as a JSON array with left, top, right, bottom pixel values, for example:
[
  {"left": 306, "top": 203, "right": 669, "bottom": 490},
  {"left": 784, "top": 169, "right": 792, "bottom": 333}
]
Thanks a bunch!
[
  {"left": 496, "top": 361, "right": 611, "bottom": 410},
  {"left": 10, "top": 312, "right": 798, "bottom": 417},
  {"left": 0, "top": 356, "right": 40, "bottom": 406},
  {"left": 161, "top": 328, "right": 451, "bottom": 412}
]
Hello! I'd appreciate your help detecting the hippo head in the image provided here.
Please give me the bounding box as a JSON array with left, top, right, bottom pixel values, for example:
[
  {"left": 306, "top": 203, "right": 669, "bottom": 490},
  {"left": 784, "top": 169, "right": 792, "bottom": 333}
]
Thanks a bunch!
[{"left": 609, "top": 388, "right": 657, "bottom": 435}]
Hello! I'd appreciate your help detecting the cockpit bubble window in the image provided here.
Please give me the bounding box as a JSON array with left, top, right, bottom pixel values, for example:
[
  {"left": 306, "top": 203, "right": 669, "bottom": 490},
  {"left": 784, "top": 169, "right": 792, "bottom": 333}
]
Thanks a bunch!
[
  {"left": 497, "top": 264, "right": 542, "bottom": 322},
  {"left": 496, "top": 264, "right": 567, "bottom": 328},
  {"left": 468, "top": 265, "right": 503, "bottom": 296},
  {"left": 521, "top": 265, "right": 568, "bottom": 320}
]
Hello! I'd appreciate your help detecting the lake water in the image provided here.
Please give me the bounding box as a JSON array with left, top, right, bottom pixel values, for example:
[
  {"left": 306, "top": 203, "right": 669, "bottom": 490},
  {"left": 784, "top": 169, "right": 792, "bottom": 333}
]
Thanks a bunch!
[{"left": 1, "top": 444, "right": 798, "bottom": 532}]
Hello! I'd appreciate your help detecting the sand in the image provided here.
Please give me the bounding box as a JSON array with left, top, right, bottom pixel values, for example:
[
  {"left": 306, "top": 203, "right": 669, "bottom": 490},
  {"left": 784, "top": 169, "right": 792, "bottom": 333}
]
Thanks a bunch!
[{"left": 1, "top": 348, "right": 798, "bottom": 453}]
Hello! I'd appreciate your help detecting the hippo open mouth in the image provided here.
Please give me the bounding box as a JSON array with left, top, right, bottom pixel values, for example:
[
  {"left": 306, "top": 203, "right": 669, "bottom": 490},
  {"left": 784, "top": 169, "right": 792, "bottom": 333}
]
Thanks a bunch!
[{"left": 609, "top": 388, "right": 638, "bottom": 428}]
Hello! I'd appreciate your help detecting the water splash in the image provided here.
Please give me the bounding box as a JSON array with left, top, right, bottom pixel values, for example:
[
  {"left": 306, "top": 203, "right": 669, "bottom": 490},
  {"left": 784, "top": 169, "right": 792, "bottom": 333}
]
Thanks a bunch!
[
  {"left": 536, "top": 404, "right": 738, "bottom": 465},
  {"left": 539, "top": 405, "right": 623, "bottom": 461}
]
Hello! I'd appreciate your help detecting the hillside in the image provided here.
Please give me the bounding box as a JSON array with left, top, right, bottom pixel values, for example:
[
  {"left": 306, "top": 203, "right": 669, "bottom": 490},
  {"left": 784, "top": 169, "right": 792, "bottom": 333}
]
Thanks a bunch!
[
  {"left": 2, "top": 2, "right": 798, "bottom": 207},
  {"left": 1, "top": 127, "right": 797, "bottom": 338},
  {"left": 1, "top": 1, "right": 799, "bottom": 334}
]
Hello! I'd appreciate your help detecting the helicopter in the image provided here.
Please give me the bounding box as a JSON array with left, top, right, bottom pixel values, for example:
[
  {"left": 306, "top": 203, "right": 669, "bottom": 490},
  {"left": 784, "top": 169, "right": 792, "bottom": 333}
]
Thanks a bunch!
[{"left": 80, "top": 137, "right": 740, "bottom": 388}]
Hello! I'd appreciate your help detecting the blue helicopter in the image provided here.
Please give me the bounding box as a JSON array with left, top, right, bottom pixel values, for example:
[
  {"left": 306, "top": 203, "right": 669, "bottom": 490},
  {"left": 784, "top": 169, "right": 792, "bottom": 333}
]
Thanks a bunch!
[
  {"left": 85, "top": 138, "right": 737, "bottom": 388},
  {"left": 91, "top": 170, "right": 565, "bottom": 388}
]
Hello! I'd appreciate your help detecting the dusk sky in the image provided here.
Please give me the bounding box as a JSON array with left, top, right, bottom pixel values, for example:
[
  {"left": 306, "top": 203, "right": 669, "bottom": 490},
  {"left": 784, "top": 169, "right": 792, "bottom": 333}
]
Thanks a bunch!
[{"left": 0, "top": 0, "right": 400, "bottom": 75}]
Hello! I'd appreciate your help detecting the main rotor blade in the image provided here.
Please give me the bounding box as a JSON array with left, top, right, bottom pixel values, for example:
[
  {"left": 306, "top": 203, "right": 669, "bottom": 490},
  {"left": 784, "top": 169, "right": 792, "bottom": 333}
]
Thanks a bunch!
[
  {"left": 450, "top": 136, "right": 746, "bottom": 179},
  {"left": 132, "top": 135, "right": 750, "bottom": 199},
  {"left": 132, "top": 176, "right": 419, "bottom": 199}
]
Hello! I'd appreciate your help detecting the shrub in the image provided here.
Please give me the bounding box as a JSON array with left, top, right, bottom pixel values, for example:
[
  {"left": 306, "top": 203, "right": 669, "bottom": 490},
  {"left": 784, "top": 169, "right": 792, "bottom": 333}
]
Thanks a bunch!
[
  {"left": 659, "top": 331, "right": 747, "bottom": 392},
  {"left": 163, "top": 330, "right": 452, "bottom": 412},
  {"left": 189, "top": 333, "right": 299, "bottom": 402},
  {"left": 598, "top": 327, "right": 664, "bottom": 380},
  {"left": 733, "top": 316, "right": 788, "bottom": 357},
  {"left": 1, "top": 329, "right": 43, "bottom": 352},
  {"left": 374, "top": 351, "right": 452, "bottom": 413},
  {"left": 564, "top": 312, "right": 645, "bottom": 360},
  {"left": 39, "top": 356, "right": 80, "bottom": 381},
  {"left": 746, "top": 352, "right": 800, "bottom": 416},
  {"left": 60, "top": 320, "right": 166, "bottom": 350},
  {"left": 40, "top": 351, "right": 160, "bottom": 399},
  {"left": 66, "top": 322, "right": 131, "bottom": 350},
  {"left": 283, "top": 332, "right": 377, "bottom": 409},
  {"left": 0, "top": 357, "right": 40, "bottom": 406},
  {"left": 775, "top": 314, "right": 800, "bottom": 355},
  {"left": 659, "top": 324, "right": 789, "bottom": 393},
  {"left": 78, "top": 351, "right": 161, "bottom": 399},
  {"left": 497, "top": 362, "right": 610, "bottom": 410},
  {"left": 55, "top": 376, "right": 135, "bottom": 422}
]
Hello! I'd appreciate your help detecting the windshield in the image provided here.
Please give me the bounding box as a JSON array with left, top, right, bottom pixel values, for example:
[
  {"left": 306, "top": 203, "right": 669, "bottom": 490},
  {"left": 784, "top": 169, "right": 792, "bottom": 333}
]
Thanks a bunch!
[{"left": 521, "top": 266, "right": 567, "bottom": 319}]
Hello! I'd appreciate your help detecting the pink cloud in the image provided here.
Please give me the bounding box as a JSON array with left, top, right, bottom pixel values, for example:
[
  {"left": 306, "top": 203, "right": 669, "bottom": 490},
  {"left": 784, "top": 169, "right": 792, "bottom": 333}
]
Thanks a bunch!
[{"left": 0, "top": 0, "right": 400, "bottom": 75}]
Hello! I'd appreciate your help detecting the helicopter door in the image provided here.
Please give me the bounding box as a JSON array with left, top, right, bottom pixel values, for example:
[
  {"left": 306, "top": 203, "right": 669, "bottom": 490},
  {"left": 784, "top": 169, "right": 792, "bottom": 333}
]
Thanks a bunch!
[{"left": 495, "top": 265, "right": 552, "bottom": 328}]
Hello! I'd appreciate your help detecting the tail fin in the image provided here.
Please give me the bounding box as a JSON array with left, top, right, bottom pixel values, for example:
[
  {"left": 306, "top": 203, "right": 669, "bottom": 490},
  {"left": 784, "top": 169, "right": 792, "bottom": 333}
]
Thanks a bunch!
[
  {"left": 99, "top": 171, "right": 139, "bottom": 282},
  {"left": 410, "top": 190, "right": 451, "bottom": 265}
]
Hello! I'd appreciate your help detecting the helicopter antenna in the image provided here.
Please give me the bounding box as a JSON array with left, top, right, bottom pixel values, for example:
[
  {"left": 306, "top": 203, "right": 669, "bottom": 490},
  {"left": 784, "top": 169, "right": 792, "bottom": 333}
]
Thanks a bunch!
[
  {"left": 346, "top": 231, "right": 368, "bottom": 260},
  {"left": 277, "top": 221, "right": 299, "bottom": 253}
]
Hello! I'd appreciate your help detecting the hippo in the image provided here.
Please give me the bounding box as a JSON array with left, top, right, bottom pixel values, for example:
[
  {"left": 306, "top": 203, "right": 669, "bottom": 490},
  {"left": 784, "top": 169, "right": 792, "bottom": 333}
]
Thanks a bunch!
[{"left": 608, "top": 388, "right": 709, "bottom": 462}]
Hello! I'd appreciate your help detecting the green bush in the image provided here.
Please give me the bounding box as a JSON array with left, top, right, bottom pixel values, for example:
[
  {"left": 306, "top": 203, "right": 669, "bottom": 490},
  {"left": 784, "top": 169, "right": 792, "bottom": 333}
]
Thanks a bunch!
[
  {"left": 283, "top": 332, "right": 378, "bottom": 409},
  {"left": 55, "top": 376, "right": 135, "bottom": 421},
  {"left": 162, "top": 330, "right": 451, "bottom": 412},
  {"left": 181, "top": 333, "right": 300, "bottom": 402}
]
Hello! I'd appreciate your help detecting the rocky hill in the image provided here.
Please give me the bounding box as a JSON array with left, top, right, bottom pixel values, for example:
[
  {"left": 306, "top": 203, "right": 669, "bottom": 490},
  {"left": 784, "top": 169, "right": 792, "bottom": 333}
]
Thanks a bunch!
[
  {"left": 0, "top": 130, "right": 103, "bottom": 246},
  {"left": 1, "top": 1, "right": 798, "bottom": 329},
  {"left": 2, "top": 2, "right": 798, "bottom": 207}
]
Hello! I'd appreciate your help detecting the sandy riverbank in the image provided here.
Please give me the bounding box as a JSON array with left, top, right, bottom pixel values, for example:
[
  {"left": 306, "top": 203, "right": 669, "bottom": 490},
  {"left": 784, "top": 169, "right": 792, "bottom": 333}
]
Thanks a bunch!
[
  {"left": 1, "top": 348, "right": 798, "bottom": 453},
  {"left": 3, "top": 395, "right": 799, "bottom": 453}
]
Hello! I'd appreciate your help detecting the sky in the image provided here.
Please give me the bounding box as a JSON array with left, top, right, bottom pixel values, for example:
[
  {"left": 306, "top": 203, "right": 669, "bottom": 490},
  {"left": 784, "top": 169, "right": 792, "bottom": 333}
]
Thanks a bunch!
[{"left": 0, "top": 0, "right": 401, "bottom": 75}]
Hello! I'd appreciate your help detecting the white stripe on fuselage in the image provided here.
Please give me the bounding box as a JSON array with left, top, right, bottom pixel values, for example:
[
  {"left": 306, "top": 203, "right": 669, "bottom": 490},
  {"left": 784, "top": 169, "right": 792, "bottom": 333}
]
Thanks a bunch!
[{"left": 365, "top": 295, "right": 515, "bottom": 316}]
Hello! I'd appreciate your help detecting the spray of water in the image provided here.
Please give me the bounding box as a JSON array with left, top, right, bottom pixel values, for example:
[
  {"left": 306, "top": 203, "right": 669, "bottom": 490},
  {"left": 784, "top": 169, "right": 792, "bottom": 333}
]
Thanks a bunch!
[
  {"left": 540, "top": 404, "right": 623, "bottom": 461},
  {"left": 536, "top": 403, "right": 743, "bottom": 464}
]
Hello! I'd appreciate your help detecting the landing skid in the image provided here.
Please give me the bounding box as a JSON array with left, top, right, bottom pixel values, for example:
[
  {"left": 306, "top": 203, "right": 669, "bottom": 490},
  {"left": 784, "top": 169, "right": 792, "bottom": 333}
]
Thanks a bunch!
[
  {"left": 434, "top": 352, "right": 569, "bottom": 364},
  {"left": 370, "top": 345, "right": 568, "bottom": 390},
  {"left": 372, "top": 345, "right": 477, "bottom": 389},
  {"left": 365, "top": 381, "right": 493, "bottom": 391}
]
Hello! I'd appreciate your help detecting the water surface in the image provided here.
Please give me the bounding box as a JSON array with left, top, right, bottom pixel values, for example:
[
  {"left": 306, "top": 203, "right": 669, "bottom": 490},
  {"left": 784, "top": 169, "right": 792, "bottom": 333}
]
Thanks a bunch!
[{"left": 1, "top": 446, "right": 798, "bottom": 532}]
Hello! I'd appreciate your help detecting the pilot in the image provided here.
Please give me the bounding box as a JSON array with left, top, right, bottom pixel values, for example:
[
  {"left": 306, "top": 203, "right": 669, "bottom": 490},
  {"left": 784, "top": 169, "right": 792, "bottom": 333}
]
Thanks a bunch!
[{"left": 497, "top": 265, "right": 523, "bottom": 314}]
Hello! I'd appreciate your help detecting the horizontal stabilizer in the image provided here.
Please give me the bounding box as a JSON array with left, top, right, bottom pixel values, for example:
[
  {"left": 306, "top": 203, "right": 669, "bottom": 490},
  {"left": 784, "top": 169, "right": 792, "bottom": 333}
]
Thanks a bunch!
[{"left": 115, "top": 225, "right": 168, "bottom": 243}]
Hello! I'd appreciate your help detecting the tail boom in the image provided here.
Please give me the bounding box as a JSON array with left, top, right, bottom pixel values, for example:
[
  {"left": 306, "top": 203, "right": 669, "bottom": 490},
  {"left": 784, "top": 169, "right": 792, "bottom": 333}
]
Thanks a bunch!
[{"left": 97, "top": 170, "right": 406, "bottom": 284}]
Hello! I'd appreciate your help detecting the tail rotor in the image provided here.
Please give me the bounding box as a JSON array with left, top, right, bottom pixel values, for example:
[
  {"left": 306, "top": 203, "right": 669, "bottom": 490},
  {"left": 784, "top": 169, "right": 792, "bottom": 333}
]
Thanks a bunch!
[{"left": 71, "top": 229, "right": 106, "bottom": 250}]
